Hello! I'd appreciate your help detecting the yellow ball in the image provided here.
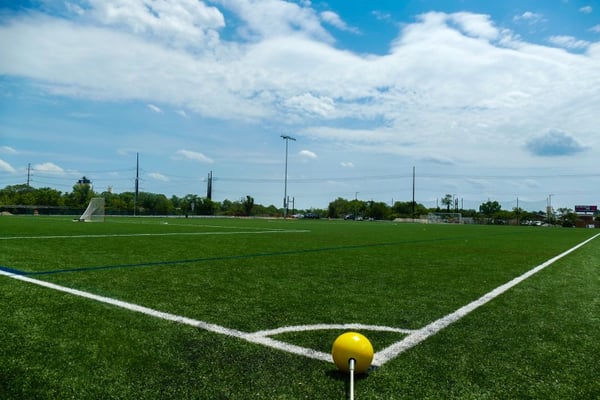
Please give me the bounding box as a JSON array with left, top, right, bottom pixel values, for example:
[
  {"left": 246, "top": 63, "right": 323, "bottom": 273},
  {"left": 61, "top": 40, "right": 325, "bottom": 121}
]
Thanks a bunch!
[{"left": 331, "top": 332, "right": 374, "bottom": 374}]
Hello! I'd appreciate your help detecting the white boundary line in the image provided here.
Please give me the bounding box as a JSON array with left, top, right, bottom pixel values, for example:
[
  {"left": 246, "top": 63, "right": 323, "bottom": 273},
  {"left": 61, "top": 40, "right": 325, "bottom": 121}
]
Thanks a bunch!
[
  {"left": 0, "top": 269, "right": 332, "bottom": 363},
  {"left": 373, "top": 232, "right": 600, "bottom": 366},
  {"left": 0, "top": 229, "right": 310, "bottom": 240},
  {"left": 2, "top": 232, "right": 598, "bottom": 368}
]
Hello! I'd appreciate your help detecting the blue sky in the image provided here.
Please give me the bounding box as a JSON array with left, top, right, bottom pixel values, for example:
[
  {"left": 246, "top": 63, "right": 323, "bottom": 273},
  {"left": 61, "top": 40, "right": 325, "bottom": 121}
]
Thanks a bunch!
[{"left": 1, "top": 0, "right": 599, "bottom": 212}]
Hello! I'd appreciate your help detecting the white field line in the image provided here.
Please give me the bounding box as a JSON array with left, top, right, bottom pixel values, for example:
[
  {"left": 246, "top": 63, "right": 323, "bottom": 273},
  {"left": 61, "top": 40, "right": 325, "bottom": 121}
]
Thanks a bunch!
[
  {"left": 0, "top": 269, "right": 331, "bottom": 363},
  {"left": 253, "top": 324, "right": 415, "bottom": 336},
  {"left": 2, "top": 233, "right": 597, "bottom": 368},
  {"left": 372, "top": 232, "right": 600, "bottom": 366},
  {"left": 0, "top": 230, "right": 309, "bottom": 240},
  {"left": 108, "top": 220, "right": 295, "bottom": 231}
]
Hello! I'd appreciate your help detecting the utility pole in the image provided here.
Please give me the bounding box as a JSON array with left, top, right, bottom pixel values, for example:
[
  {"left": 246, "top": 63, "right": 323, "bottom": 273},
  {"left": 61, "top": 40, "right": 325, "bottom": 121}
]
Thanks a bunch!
[
  {"left": 207, "top": 170, "right": 213, "bottom": 200},
  {"left": 26, "top": 163, "right": 31, "bottom": 188},
  {"left": 412, "top": 166, "right": 415, "bottom": 218},
  {"left": 281, "top": 135, "right": 296, "bottom": 218},
  {"left": 134, "top": 153, "right": 139, "bottom": 216}
]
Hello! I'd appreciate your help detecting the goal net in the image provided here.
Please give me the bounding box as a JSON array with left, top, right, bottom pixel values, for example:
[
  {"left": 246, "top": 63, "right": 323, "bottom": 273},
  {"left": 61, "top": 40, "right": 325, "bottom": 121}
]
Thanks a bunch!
[
  {"left": 77, "top": 197, "right": 105, "bottom": 222},
  {"left": 427, "top": 212, "right": 463, "bottom": 224}
]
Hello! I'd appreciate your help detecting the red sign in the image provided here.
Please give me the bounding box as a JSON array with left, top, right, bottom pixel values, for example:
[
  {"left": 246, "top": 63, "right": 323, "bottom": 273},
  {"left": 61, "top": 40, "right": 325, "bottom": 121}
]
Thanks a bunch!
[{"left": 575, "top": 205, "right": 597, "bottom": 213}]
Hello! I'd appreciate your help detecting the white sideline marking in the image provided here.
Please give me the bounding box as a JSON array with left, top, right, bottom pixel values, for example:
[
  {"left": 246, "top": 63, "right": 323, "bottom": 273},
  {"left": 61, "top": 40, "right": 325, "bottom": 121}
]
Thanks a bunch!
[
  {"left": 2, "top": 233, "right": 598, "bottom": 368},
  {"left": 373, "top": 232, "right": 600, "bottom": 366},
  {"left": 0, "top": 269, "right": 331, "bottom": 363},
  {"left": 0, "top": 230, "right": 309, "bottom": 240}
]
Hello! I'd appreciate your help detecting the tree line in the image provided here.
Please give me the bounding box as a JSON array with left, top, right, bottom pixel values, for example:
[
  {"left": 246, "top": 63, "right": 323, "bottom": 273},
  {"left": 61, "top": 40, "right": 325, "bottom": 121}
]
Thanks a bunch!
[{"left": 0, "top": 182, "right": 589, "bottom": 226}]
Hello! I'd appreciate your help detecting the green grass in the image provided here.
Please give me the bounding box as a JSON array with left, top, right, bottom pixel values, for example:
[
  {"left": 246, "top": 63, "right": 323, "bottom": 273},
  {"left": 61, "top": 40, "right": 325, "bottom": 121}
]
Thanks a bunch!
[{"left": 1, "top": 216, "right": 599, "bottom": 399}]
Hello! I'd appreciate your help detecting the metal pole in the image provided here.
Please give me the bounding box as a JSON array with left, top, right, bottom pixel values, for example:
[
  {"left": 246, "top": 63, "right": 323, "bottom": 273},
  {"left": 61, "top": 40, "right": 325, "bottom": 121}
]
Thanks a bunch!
[
  {"left": 412, "top": 166, "right": 415, "bottom": 218},
  {"left": 134, "top": 152, "right": 139, "bottom": 216},
  {"left": 349, "top": 358, "right": 356, "bottom": 400},
  {"left": 281, "top": 135, "right": 296, "bottom": 218}
]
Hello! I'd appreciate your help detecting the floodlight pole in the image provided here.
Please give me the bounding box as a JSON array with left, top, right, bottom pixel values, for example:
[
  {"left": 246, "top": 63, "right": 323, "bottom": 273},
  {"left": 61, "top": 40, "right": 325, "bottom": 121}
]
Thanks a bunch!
[{"left": 281, "top": 135, "right": 296, "bottom": 218}]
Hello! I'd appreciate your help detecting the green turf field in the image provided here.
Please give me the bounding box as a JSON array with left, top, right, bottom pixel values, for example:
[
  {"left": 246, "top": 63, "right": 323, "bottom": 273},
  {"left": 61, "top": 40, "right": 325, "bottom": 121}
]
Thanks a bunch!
[{"left": 1, "top": 216, "right": 599, "bottom": 399}]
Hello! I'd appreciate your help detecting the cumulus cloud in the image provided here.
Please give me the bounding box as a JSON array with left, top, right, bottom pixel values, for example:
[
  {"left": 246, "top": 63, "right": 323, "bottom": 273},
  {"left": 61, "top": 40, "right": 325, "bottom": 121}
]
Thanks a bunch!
[
  {"left": 340, "top": 161, "right": 354, "bottom": 168},
  {"left": 320, "top": 11, "right": 359, "bottom": 33},
  {"left": 33, "top": 162, "right": 65, "bottom": 174},
  {"left": 85, "top": 0, "right": 225, "bottom": 48},
  {"left": 147, "top": 104, "right": 162, "bottom": 113},
  {"left": 448, "top": 12, "right": 499, "bottom": 40},
  {"left": 219, "top": 0, "right": 333, "bottom": 42},
  {"left": 0, "top": 159, "right": 16, "bottom": 173},
  {"left": 148, "top": 172, "right": 169, "bottom": 181},
  {"left": 1, "top": 4, "right": 599, "bottom": 173},
  {"left": 513, "top": 11, "right": 545, "bottom": 24},
  {"left": 298, "top": 149, "right": 317, "bottom": 159},
  {"left": 579, "top": 6, "right": 593, "bottom": 14},
  {"left": 525, "top": 130, "right": 587, "bottom": 157},
  {"left": 548, "top": 35, "right": 590, "bottom": 49},
  {"left": 174, "top": 149, "right": 213, "bottom": 163},
  {"left": 284, "top": 93, "right": 335, "bottom": 117},
  {"left": 1, "top": 146, "right": 17, "bottom": 154}
]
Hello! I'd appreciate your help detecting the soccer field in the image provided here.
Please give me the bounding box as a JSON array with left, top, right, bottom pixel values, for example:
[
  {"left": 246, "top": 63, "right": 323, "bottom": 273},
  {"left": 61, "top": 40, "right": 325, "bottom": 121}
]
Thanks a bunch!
[{"left": 1, "top": 216, "right": 599, "bottom": 399}]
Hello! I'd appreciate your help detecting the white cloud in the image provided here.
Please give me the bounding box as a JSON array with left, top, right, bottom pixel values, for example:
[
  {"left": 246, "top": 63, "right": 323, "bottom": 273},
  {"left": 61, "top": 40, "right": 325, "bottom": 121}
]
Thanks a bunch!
[
  {"left": 340, "top": 161, "right": 354, "bottom": 168},
  {"left": 1, "top": 6, "right": 599, "bottom": 181},
  {"left": 320, "top": 11, "right": 359, "bottom": 33},
  {"left": 33, "top": 162, "right": 65, "bottom": 174},
  {"left": 513, "top": 11, "right": 545, "bottom": 24},
  {"left": 449, "top": 12, "right": 499, "bottom": 40},
  {"left": 298, "top": 149, "right": 317, "bottom": 159},
  {"left": 372, "top": 10, "right": 392, "bottom": 22},
  {"left": 591, "top": 24, "right": 600, "bottom": 33},
  {"left": 85, "top": 0, "right": 225, "bottom": 48},
  {"left": 579, "top": 6, "right": 593, "bottom": 14},
  {"left": 148, "top": 172, "right": 169, "bottom": 181},
  {"left": 548, "top": 35, "right": 590, "bottom": 49},
  {"left": 0, "top": 159, "right": 16, "bottom": 173},
  {"left": 0, "top": 146, "right": 17, "bottom": 154},
  {"left": 218, "top": 0, "right": 333, "bottom": 42},
  {"left": 284, "top": 93, "right": 335, "bottom": 117},
  {"left": 176, "top": 109, "right": 188, "bottom": 118},
  {"left": 174, "top": 149, "right": 213, "bottom": 163},
  {"left": 147, "top": 104, "right": 162, "bottom": 113}
]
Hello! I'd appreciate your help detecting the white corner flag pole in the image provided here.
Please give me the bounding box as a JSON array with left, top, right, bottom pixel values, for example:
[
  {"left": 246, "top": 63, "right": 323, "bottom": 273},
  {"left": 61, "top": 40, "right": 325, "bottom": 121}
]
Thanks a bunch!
[{"left": 349, "top": 358, "right": 356, "bottom": 400}]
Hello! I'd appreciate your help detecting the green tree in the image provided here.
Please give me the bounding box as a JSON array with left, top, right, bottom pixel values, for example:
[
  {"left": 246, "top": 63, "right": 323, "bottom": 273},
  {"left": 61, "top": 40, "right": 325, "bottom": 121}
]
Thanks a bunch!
[
  {"left": 441, "top": 194, "right": 453, "bottom": 212},
  {"left": 242, "top": 195, "right": 254, "bottom": 216},
  {"left": 67, "top": 182, "right": 94, "bottom": 208},
  {"left": 479, "top": 200, "right": 502, "bottom": 221},
  {"left": 366, "top": 201, "right": 391, "bottom": 220},
  {"left": 33, "top": 187, "right": 63, "bottom": 206},
  {"left": 327, "top": 197, "right": 351, "bottom": 218},
  {"left": 557, "top": 207, "right": 578, "bottom": 227}
]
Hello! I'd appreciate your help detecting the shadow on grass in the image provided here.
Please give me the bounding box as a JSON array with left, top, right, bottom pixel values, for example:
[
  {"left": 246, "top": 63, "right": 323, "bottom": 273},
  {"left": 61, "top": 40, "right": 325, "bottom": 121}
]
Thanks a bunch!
[{"left": 326, "top": 369, "right": 372, "bottom": 399}]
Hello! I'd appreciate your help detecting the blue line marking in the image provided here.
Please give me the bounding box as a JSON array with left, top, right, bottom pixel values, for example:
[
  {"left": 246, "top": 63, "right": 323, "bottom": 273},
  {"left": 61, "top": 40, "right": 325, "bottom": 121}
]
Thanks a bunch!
[
  {"left": 9, "top": 231, "right": 528, "bottom": 277},
  {"left": 0, "top": 266, "right": 27, "bottom": 275},
  {"left": 18, "top": 235, "right": 475, "bottom": 276}
]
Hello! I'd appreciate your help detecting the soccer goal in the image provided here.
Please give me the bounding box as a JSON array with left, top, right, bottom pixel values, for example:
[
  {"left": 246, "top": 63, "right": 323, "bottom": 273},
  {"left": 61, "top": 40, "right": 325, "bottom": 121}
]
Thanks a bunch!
[
  {"left": 76, "top": 197, "right": 105, "bottom": 222},
  {"left": 427, "top": 212, "right": 463, "bottom": 224}
]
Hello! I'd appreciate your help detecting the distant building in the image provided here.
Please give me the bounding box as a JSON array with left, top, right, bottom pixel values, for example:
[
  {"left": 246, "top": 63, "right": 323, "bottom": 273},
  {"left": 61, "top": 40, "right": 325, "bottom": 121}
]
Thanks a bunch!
[
  {"left": 574, "top": 205, "right": 599, "bottom": 228},
  {"left": 77, "top": 176, "right": 91, "bottom": 185}
]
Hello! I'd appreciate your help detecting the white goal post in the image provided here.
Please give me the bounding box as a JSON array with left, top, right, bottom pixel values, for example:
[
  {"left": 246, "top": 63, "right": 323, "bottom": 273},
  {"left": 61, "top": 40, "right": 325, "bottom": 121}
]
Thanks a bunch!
[{"left": 76, "top": 197, "right": 105, "bottom": 222}]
